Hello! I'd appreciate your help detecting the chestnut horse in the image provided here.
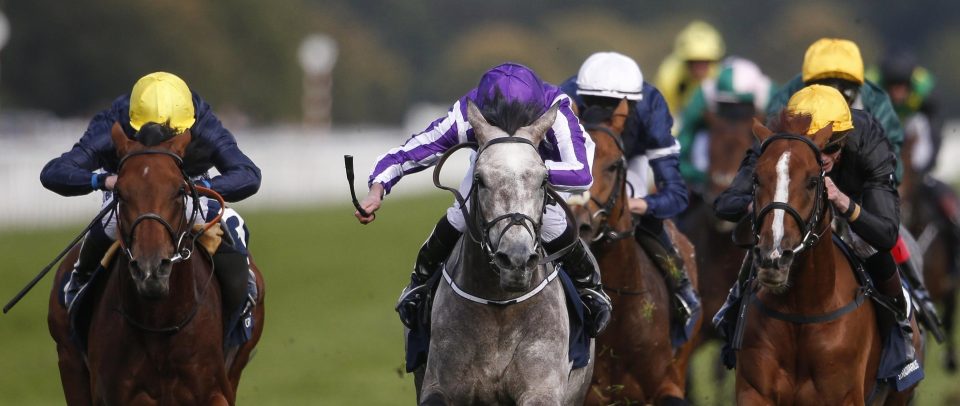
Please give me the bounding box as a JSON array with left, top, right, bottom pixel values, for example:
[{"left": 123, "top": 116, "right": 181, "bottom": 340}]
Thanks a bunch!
[
  {"left": 738, "top": 115, "right": 919, "bottom": 405},
  {"left": 47, "top": 124, "right": 265, "bottom": 405},
  {"left": 572, "top": 100, "right": 700, "bottom": 405},
  {"left": 899, "top": 124, "right": 957, "bottom": 372}
]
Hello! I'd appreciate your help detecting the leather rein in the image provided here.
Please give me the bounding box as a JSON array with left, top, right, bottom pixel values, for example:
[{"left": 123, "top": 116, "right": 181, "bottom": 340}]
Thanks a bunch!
[{"left": 581, "top": 124, "right": 635, "bottom": 244}]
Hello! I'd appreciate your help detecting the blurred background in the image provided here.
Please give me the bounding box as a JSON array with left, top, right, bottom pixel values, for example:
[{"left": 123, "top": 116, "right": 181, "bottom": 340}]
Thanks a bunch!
[{"left": 0, "top": 0, "right": 959, "bottom": 404}]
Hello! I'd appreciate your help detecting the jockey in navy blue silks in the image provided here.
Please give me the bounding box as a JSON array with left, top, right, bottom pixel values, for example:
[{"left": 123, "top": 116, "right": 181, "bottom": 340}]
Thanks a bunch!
[
  {"left": 560, "top": 52, "right": 700, "bottom": 338},
  {"left": 41, "top": 72, "right": 260, "bottom": 326},
  {"left": 355, "top": 62, "right": 613, "bottom": 337}
]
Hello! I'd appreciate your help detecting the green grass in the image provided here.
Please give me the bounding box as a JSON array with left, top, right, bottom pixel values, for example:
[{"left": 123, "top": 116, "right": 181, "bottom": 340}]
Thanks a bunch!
[{"left": 1, "top": 192, "right": 958, "bottom": 404}]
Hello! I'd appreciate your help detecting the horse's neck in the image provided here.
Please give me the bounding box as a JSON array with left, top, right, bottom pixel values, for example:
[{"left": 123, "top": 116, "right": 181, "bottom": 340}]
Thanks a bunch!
[
  {"left": 768, "top": 216, "right": 848, "bottom": 313},
  {"left": 116, "top": 257, "right": 207, "bottom": 328},
  {"left": 456, "top": 236, "right": 546, "bottom": 302},
  {"left": 592, "top": 185, "right": 645, "bottom": 283}
]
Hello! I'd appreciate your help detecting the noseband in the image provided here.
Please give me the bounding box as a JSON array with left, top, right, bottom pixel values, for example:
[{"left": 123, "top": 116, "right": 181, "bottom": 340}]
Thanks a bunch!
[
  {"left": 581, "top": 124, "right": 634, "bottom": 243},
  {"left": 751, "top": 134, "right": 829, "bottom": 255},
  {"left": 433, "top": 137, "right": 575, "bottom": 273}
]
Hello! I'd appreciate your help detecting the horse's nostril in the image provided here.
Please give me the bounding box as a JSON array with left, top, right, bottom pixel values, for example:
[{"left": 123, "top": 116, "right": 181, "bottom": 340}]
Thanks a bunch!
[
  {"left": 525, "top": 254, "right": 540, "bottom": 269},
  {"left": 494, "top": 252, "right": 512, "bottom": 269},
  {"left": 130, "top": 260, "right": 141, "bottom": 271},
  {"left": 579, "top": 223, "right": 592, "bottom": 234}
]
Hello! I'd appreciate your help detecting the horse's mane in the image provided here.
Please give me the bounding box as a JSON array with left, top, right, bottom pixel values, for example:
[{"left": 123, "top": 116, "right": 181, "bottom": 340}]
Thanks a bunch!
[
  {"left": 135, "top": 122, "right": 179, "bottom": 147},
  {"left": 479, "top": 89, "right": 545, "bottom": 135},
  {"left": 769, "top": 110, "right": 814, "bottom": 136}
]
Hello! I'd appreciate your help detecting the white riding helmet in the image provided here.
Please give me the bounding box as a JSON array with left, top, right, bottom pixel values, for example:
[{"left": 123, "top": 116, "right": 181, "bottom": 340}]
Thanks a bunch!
[{"left": 576, "top": 52, "right": 644, "bottom": 101}]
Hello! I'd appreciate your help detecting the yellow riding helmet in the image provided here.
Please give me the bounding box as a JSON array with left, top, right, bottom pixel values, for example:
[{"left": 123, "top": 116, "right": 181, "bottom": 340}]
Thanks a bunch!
[
  {"left": 129, "top": 72, "right": 196, "bottom": 134},
  {"left": 786, "top": 84, "right": 854, "bottom": 135},
  {"left": 675, "top": 20, "right": 725, "bottom": 61},
  {"left": 802, "top": 38, "right": 865, "bottom": 85}
]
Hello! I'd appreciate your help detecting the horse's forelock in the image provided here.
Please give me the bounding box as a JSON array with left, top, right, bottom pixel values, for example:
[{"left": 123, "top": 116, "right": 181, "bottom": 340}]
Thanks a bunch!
[{"left": 478, "top": 89, "right": 544, "bottom": 136}]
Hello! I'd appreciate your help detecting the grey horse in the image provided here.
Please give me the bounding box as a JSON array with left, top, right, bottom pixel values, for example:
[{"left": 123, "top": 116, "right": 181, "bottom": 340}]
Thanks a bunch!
[{"left": 414, "top": 100, "right": 594, "bottom": 405}]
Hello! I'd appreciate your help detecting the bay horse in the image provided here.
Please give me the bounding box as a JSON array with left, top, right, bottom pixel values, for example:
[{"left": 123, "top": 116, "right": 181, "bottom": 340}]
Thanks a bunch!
[
  {"left": 47, "top": 123, "right": 265, "bottom": 405},
  {"left": 417, "top": 100, "right": 593, "bottom": 404},
  {"left": 572, "top": 99, "right": 700, "bottom": 405},
  {"left": 899, "top": 123, "right": 958, "bottom": 372},
  {"left": 738, "top": 115, "right": 920, "bottom": 405}
]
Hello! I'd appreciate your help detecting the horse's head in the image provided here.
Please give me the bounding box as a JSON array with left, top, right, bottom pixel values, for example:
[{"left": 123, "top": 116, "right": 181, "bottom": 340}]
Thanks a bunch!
[
  {"left": 110, "top": 122, "right": 192, "bottom": 299},
  {"left": 466, "top": 98, "right": 555, "bottom": 292},
  {"left": 751, "top": 113, "right": 832, "bottom": 292},
  {"left": 705, "top": 110, "right": 756, "bottom": 198},
  {"left": 569, "top": 99, "right": 630, "bottom": 242}
]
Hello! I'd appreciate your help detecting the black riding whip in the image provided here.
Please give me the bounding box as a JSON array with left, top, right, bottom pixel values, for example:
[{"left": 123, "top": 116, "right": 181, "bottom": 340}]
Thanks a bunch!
[
  {"left": 3, "top": 199, "right": 118, "bottom": 314},
  {"left": 344, "top": 155, "right": 370, "bottom": 218}
]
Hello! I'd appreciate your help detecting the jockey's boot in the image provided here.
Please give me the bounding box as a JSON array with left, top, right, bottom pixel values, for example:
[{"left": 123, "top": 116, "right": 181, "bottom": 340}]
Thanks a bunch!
[
  {"left": 64, "top": 230, "right": 113, "bottom": 307},
  {"left": 552, "top": 236, "right": 612, "bottom": 337},
  {"left": 635, "top": 223, "right": 701, "bottom": 333},
  {"left": 867, "top": 252, "right": 918, "bottom": 364},
  {"left": 213, "top": 250, "right": 254, "bottom": 332},
  {"left": 712, "top": 250, "right": 753, "bottom": 339},
  {"left": 397, "top": 216, "right": 460, "bottom": 329},
  {"left": 899, "top": 255, "right": 945, "bottom": 342}
]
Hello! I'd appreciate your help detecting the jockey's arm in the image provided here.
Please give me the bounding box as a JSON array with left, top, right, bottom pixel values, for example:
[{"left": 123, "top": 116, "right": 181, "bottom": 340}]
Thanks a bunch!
[
  {"left": 841, "top": 117, "right": 900, "bottom": 251},
  {"left": 714, "top": 146, "right": 759, "bottom": 223},
  {"left": 541, "top": 95, "right": 594, "bottom": 193},
  {"left": 193, "top": 99, "right": 261, "bottom": 203},
  {"left": 367, "top": 98, "right": 466, "bottom": 197},
  {"left": 40, "top": 109, "right": 115, "bottom": 196},
  {"left": 634, "top": 86, "right": 687, "bottom": 218}
]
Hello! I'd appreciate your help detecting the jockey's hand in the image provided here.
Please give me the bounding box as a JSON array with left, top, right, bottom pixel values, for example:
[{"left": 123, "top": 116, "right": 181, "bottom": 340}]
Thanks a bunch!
[
  {"left": 825, "top": 177, "right": 851, "bottom": 213},
  {"left": 356, "top": 183, "right": 384, "bottom": 224},
  {"left": 628, "top": 197, "right": 648, "bottom": 215},
  {"left": 105, "top": 175, "right": 118, "bottom": 190}
]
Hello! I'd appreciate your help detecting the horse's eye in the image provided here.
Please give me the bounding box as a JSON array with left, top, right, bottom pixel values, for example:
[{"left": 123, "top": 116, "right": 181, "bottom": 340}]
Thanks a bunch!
[
  {"left": 806, "top": 177, "right": 818, "bottom": 190},
  {"left": 605, "top": 164, "right": 619, "bottom": 173}
]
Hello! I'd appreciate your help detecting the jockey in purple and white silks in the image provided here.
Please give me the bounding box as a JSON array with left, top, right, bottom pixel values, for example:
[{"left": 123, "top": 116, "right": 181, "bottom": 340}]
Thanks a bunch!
[{"left": 356, "top": 62, "right": 612, "bottom": 337}]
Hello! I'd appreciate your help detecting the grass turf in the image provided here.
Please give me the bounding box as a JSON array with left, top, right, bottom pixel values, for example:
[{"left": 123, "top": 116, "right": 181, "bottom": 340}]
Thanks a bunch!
[{"left": 0, "top": 192, "right": 957, "bottom": 404}]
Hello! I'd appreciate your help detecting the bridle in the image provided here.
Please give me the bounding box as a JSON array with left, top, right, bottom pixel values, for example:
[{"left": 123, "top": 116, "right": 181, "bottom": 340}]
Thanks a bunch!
[
  {"left": 432, "top": 137, "right": 576, "bottom": 274},
  {"left": 113, "top": 148, "right": 225, "bottom": 334},
  {"left": 751, "top": 134, "right": 830, "bottom": 257},
  {"left": 115, "top": 150, "right": 223, "bottom": 264},
  {"left": 580, "top": 124, "right": 634, "bottom": 243}
]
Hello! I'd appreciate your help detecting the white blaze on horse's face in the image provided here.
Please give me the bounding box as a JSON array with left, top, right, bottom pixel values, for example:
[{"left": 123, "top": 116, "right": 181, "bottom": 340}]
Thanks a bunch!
[{"left": 771, "top": 151, "right": 792, "bottom": 259}]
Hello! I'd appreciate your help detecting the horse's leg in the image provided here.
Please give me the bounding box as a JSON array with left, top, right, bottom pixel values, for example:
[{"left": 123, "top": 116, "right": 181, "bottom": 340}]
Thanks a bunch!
[
  {"left": 47, "top": 249, "right": 93, "bottom": 406},
  {"left": 226, "top": 260, "right": 265, "bottom": 392}
]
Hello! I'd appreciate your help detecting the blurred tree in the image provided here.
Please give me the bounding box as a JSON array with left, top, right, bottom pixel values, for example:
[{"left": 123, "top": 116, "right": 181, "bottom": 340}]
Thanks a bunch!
[{"left": 1, "top": 0, "right": 308, "bottom": 122}]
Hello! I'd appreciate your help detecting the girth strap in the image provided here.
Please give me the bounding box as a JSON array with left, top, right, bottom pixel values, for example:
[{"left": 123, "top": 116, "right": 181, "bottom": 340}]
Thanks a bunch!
[{"left": 749, "top": 286, "right": 868, "bottom": 324}]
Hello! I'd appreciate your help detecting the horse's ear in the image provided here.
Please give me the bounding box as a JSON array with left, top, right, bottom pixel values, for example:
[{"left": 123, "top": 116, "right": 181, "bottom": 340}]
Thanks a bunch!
[
  {"left": 811, "top": 123, "right": 833, "bottom": 150},
  {"left": 752, "top": 117, "right": 773, "bottom": 144},
  {"left": 167, "top": 130, "right": 192, "bottom": 157},
  {"left": 111, "top": 122, "right": 135, "bottom": 156},
  {"left": 610, "top": 99, "right": 629, "bottom": 133},
  {"left": 466, "top": 99, "right": 494, "bottom": 145},
  {"left": 518, "top": 102, "right": 559, "bottom": 146}
]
